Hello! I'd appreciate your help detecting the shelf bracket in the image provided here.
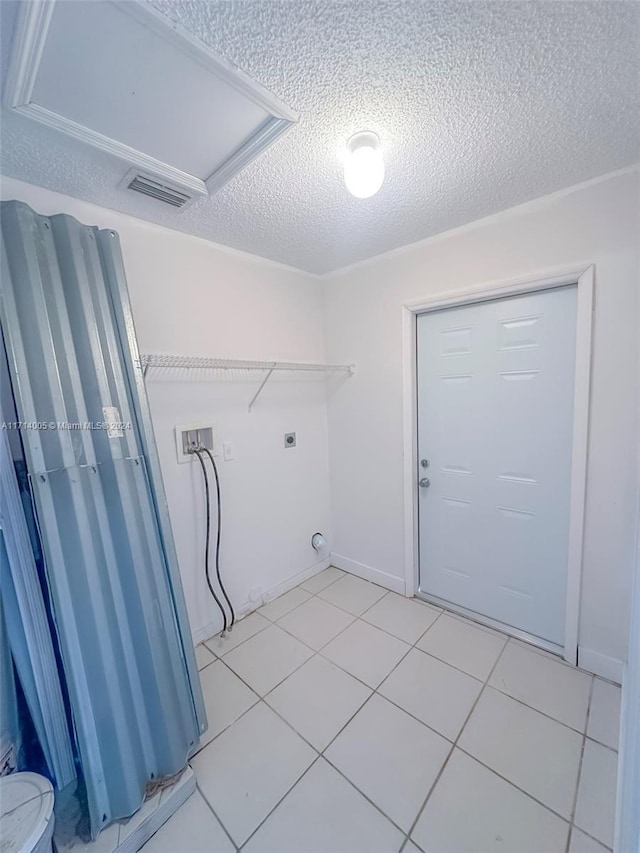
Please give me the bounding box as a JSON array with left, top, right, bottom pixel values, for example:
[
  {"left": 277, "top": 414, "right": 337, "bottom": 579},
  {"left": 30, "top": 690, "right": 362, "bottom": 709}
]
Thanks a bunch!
[{"left": 248, "top": 365, "right": 276, "bottom": 413}]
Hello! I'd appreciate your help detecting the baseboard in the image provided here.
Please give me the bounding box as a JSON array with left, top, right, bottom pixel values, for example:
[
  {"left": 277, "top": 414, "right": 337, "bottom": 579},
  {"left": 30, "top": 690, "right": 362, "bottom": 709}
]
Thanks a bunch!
[
  {"left": 192, "top": 556, "right": 331, "bottom": 645},
  {"left": 330, "top": 553, "right": 406, "bottom": 595},
  {"left": 118, "top": 768, "right": 196, "bottom": 853},
  {"left": 578, "top": 646, "right": 624, "bottom": 685},
  {"left": 193, "top": 618, "right": 233, "bottom": 647},
  {"left": 258, "top": 557, "right": 332, "bottom": 606}
]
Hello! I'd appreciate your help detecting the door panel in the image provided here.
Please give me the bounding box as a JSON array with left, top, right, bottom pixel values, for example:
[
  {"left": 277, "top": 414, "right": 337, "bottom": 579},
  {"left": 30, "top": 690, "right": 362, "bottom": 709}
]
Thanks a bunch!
[{"left": 417, "top": 287, "right": 577, "bottom": 646}]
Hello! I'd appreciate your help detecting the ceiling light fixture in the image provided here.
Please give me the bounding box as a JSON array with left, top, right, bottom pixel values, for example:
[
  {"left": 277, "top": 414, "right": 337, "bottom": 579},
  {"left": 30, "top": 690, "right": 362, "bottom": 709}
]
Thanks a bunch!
[{"left": 344, "top": 131, "right": 384, "bottom": 199}]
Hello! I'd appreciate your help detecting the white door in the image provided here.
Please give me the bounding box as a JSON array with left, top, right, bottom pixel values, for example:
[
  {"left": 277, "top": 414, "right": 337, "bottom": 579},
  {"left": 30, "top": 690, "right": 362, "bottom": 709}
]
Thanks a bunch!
[{"left": 417, "top": 286, "right": 577, "bottom": 647}]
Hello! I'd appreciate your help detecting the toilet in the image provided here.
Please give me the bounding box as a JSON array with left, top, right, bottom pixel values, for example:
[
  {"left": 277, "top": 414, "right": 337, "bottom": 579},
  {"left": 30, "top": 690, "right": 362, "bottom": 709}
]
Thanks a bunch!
[{"left": 0, "top": 772, "right": 55, "bottom": 853}]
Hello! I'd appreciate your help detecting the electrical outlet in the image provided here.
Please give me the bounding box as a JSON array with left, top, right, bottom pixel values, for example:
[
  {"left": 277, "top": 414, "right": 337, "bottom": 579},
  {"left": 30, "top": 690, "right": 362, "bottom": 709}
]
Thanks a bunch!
[
  {"left": 284, "top": 432, "right": 296, "bottom": 448},
  {"left": 222, "top": 441, "right": 234, "bottom": 461},
  {"left": 175, "top": 423, "right": 215, "bottom": 464}
]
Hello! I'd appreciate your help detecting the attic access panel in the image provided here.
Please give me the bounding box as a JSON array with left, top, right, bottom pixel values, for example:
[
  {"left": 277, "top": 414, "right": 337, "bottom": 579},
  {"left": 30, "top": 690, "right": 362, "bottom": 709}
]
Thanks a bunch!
[{"left": 4, "top": 0, "right": 296, "bottom": 199}]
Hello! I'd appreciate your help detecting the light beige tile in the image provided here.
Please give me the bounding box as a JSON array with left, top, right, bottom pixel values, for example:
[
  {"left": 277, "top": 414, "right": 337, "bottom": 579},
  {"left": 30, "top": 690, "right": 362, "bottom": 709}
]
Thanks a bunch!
[
  {"left": 243, "top": 759, "right": 403, "bottom": 853},
  {"left": 318, "top": 574, "right": 387, "bottom": 616},
  {"left": 417, "top": 613, "right": 507, "bottom": 681},
  {"left": 510, "top": 637, "right": 565, "bottom": 662},
  {"left": 362, "top": 592, "right": 441, "bottom": 644},
  {"left": 322, "top": 619, "right": 410, "bottom": 688},
  {"left": 193, "top": 703, "right": 315, "bottom": 847},
  {"left": 300, "top": 566, "right": 345, "bottom": 593},
  {"left": 195, "top": 643, "right": 215, "bottom": 671},
  {"left": 574, "top": 740, "right": 618, "bottom": 848},
  {"left": 459, "top": 687, "right": 583, "bottom": 818},
  {"left": 489, "top": 640, "right": 592, "bottom": 731},
  {"left": 326, "top": 694, "right": 450, "bottom": 831},
  {"left": 266, "top": 655, "right": 371, "bottom": 750},
  {"left": 447, "top": 611, "right": 509, "bottom": 639},
  {"left": 204, "top": 612, "right": 270, "bottom": 656},
  {"left": 379, "top": 647, "right": 482, "bottom": 741},
  {"left": 223, "top": 624, "right": 312, "bottom": 695},
  {"left": 568, "top": 827, "right": 610, "bottom": 853},
  {"left": 412, "top": 749, "right": 569, "bottom": 853},
  {"left": 257, "top": 587, "right": 312, "bottom": 622},
  {"left": 198, "top": 660, "right": 258, "bottom": 748},
  {"left": 277, "top": 596, "right": 354, "bottom": 650},
  {"left": 587, "top": 679, "right": 621, "bottom": 750},
  {"left": 140, "top": 790, "right": 233, "bottom": 853}
]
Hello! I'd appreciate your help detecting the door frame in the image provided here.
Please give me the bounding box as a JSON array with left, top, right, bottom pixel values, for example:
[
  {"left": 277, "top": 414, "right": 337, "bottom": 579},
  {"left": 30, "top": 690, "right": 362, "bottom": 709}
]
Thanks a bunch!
[{"left": 401, "top": 264, "right": 594, "bottom": 664}]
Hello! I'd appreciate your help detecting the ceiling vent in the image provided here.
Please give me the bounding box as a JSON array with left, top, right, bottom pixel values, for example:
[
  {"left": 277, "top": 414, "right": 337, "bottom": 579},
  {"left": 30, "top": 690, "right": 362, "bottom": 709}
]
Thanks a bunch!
[
  {"left": 125, "top": 173, "right": 193, "bottom": 209},
  {"left": 5, "top": 1, "right": 296, "bottom": 202}
]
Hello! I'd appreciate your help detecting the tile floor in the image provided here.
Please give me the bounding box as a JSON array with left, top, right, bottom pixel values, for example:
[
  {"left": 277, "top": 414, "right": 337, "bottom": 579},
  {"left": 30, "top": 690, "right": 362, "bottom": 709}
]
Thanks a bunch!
[{"left": 142, "top": 568, "right": 621, "bottom": 853}]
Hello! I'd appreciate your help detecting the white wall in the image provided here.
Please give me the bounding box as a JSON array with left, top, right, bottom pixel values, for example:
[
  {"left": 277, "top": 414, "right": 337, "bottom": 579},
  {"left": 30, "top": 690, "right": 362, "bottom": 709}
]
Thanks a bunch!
[
  {"left": 613, "top": 231, "right": 640, "bottom": 851},
  {"left": 323, "top": 168, "right": 640, "bottom": 672},
  {"left": 615, "top": 507, "right": 640, "bottom": 850},
  {"left": 0, "top": 176, "right": 332, "bottom": 642},
  {"left": 4, "top": 168, "right": 638, "bottom": 674}
]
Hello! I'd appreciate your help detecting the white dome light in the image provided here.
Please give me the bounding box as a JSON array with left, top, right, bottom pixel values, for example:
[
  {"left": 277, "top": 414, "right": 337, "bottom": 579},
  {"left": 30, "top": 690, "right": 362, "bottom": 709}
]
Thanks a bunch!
[{"left": 344, "top": 131, "right": 384, "bottom": 199}]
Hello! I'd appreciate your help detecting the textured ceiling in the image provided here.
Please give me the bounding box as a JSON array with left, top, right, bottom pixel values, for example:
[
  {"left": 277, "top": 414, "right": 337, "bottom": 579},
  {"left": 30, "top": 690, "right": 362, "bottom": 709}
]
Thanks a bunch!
[{"left": 1, "top": 1, "right": 639, "bottom": 274}]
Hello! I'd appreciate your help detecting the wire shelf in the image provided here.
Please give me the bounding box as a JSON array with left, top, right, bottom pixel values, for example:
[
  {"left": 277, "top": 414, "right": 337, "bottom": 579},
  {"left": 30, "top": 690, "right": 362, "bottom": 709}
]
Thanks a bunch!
[
  {"left": 140, "top": 354, "right": 354, "bottom": 374},
  {"left": 139, "top": 353, "right": 355, "bottom": 411}
]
